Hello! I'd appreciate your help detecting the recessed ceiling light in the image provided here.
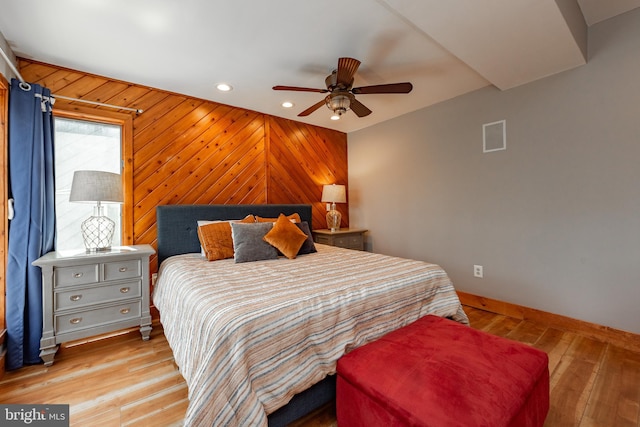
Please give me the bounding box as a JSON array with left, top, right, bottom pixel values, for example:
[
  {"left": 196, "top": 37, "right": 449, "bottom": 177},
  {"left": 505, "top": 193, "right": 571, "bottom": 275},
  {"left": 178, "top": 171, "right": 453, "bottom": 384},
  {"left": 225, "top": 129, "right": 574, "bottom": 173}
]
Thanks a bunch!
[
  {"left": 330, "top": 114, "right": 341, "bottom": 121},
  {"left": 216, "top": 83, "right": 232, "bottom": 92},
  {"left": 282, "top": 101, "right": 294, "bottom": 108}
]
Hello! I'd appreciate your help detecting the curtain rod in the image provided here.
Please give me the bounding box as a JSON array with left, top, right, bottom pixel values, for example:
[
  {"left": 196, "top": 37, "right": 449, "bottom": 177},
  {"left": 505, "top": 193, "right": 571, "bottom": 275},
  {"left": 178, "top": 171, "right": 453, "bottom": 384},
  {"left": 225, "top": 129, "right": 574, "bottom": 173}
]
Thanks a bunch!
[
  {"left": 0, "top": 45, "right": 143, "bottom": 114},
  {"left": 0, "top": 45, "right": 25, "bottom": 82},
  {"left": 52, "top": 94, "right": 143, "bottom": 114}
]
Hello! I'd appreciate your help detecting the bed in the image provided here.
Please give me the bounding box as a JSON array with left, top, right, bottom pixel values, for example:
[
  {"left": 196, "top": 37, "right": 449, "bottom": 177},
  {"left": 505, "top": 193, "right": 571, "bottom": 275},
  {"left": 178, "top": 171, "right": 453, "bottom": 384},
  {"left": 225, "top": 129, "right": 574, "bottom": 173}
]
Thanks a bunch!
[{"left": 153, "top": 204, "right": 468, "bottom": 426}]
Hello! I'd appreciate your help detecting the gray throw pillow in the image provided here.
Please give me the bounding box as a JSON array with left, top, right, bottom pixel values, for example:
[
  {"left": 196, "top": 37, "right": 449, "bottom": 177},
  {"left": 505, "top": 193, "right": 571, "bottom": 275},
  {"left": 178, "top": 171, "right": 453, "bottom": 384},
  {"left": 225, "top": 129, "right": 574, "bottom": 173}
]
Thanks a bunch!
[
  {"left": 296, "top": 222, "right": 317, "bottom": 255},
  {"left": 231, "top": 222, "right": 278, "bottom": 263}
]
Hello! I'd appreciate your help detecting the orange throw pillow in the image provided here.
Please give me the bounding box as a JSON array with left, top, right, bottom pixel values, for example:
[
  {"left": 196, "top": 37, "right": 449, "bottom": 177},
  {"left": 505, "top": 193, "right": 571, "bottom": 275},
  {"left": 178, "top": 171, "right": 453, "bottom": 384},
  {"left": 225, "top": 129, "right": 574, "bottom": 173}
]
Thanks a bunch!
[
  {"left": 197, "top": 215, "right": 255, "bottom": 261},
  {"left": 263, "top": 213, "right": 308, "bottom": 259},
  {"left": 198, "top": 222, "right": 234, "bottom": 261}
]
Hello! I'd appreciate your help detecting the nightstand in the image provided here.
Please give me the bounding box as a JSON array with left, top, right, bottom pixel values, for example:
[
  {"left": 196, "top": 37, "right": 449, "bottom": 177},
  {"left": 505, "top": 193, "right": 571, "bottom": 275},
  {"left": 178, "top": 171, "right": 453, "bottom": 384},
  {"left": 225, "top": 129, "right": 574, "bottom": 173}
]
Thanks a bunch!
[
  {"left": 33, "top": 244, "right": 155, "bottom": 366},
  {"left": 312, "top": 228, "right": 368, "bottom": 251}
]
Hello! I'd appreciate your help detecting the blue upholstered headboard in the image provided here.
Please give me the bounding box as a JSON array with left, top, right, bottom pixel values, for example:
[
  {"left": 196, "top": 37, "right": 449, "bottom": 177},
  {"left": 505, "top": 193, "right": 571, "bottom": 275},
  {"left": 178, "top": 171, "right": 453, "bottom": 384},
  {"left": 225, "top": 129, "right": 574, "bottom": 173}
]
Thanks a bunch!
[{"left": 156, "top": 204, "right": 313, "bottom": 265}]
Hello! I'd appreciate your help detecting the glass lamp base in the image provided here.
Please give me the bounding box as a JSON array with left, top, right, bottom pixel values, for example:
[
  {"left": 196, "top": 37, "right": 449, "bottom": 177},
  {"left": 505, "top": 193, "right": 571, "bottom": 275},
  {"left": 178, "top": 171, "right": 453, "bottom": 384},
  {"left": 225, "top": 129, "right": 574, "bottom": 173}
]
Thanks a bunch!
[
  {"left": 81, "top": 208, "right": 115, "bottom": 252},
  {"left": 326, "top": 209, "right": 342, "bottom": 232}
]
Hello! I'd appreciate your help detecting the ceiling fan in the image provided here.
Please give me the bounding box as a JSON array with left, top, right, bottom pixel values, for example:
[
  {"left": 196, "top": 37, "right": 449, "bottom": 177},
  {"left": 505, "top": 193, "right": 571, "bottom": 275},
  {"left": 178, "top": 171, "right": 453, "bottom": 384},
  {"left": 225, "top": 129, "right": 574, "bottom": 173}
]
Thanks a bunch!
[{"left": 273, "top": 57, "right": 413, "bottom": 120}]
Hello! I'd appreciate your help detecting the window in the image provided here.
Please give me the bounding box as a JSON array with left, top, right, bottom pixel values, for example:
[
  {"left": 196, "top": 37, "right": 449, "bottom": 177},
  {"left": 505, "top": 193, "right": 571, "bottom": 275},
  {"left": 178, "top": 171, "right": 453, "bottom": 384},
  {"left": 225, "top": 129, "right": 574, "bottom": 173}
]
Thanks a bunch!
[
  {"left": 54, "top": 117, "right": 122, "bottom": 251},
  {"left": 53, "top": 108, "right": 133, "bottom": 250}
]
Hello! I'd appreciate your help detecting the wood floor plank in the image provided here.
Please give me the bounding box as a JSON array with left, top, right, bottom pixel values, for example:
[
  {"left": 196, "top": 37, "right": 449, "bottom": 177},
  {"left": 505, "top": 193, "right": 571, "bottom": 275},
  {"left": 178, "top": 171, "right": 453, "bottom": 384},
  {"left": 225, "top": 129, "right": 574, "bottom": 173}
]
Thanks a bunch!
[
  {"left": 123, "top": 397, "right": 189, "bottom": 427},
  {"left": 1, "top": 308, "right": 638, "bottom": 426},
  {"left": 481, "top": 314, "right": 522, "bottom": 337},
  {"left": 506, "top": 319, "right": 549, "bottom": 345},
  {"left": 289, "top": 402, "right": 337, "bottom": 427},
  {"left": 533, "top": 327, "right": 577, "bottom": 375},
  {"left": 566, "top": 335, "right": 608, "bottom": 364},
  {"left": 581, "top": 345, "right": 640, "bottom": 426},
  {"left": 120, "top": 383, "right": 188, "bottom": 425},
  {"left": 546, "top": 336, "right": 607, "bottom": 426},
  {"left": 464, "top": 306, "right": 498, "bottom": 330},
  {"left": 72, "top": 407, "right": 122, "bottom": 427},
  {"left": 71, "top": 361, "right": 183, "bottom": 417}
]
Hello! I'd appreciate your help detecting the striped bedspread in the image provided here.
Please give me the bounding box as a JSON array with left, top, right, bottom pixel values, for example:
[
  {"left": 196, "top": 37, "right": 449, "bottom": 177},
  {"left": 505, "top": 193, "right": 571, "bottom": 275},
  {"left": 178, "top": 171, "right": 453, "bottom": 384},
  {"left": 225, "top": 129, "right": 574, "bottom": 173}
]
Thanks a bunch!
[{"left": 153, "top": 244, "right": 468, "bottom": 426}]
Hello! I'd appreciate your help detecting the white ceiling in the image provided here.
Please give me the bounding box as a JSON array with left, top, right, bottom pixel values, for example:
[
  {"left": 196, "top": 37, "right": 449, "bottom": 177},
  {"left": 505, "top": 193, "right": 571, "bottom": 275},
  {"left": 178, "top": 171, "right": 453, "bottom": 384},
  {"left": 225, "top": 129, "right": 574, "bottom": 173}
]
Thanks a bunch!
[{"left": 0, "top": 0, "right": 638, "bottom": 133}]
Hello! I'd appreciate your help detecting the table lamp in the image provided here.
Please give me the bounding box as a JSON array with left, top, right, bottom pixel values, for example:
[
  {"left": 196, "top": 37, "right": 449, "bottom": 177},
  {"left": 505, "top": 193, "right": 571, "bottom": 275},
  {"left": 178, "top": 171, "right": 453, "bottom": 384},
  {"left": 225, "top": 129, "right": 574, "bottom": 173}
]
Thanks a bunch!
[
  {"left": 321, "top": 184, "right": 346, "bottom": 232},
  {"left": 69, "top": 170, "right": 123, "bottom": 252}
]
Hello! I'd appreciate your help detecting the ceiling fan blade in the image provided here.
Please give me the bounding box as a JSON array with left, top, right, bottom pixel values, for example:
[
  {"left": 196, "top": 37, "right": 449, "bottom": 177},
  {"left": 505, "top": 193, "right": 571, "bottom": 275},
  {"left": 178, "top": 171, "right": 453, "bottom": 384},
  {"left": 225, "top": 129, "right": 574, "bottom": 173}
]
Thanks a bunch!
[
  {"left": 351, "top": 82, "right": 413, "bottom": 94},
  {"left": 336, "top": 57, "right": 361, "bottom": 86},
  {"left": 273, "top": 85, "right": 328, "bottom": 93},
  {"left": 349, "top": 97, "right": 372, "bottom": 117},
  {"left": 298, "top": 99, "right": 327, "bottom": 117}
]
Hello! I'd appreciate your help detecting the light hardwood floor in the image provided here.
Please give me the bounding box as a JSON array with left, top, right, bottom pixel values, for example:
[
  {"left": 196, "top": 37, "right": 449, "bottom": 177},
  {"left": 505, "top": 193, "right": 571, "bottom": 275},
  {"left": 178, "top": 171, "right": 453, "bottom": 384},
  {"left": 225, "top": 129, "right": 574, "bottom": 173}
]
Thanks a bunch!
[{"left": 1, "top": 306, "right": 639, "bottom": 426}]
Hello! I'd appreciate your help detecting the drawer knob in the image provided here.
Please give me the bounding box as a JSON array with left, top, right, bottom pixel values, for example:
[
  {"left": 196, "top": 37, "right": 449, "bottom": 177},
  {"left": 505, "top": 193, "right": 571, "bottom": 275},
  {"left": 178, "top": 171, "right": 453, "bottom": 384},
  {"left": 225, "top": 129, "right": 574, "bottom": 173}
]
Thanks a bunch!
[
  {"left": 119, "top": 267, "right": 128, "bottom": 272},
  {"left": 120, "top": 287, "right": 130, "bottom": 294},
  {"left": 120, "top": 308, "right": 130, "bottom": 315},
  {"left": 70, "top": 317, "right": 82, "bottom": 324},
  {"left": 73, "top": 272, "right": 83, "bottom": 278},
  {"left": 70, "top": 294, "right": 82, "bottom": 301}
]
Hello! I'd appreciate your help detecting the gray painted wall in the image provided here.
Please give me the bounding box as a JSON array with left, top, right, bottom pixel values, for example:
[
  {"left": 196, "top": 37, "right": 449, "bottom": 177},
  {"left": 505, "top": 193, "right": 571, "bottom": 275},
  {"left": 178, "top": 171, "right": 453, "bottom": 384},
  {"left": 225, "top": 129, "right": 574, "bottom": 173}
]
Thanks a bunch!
[
  {"left": 0, "top": 30, "right": 15, "bottom": 80},
  {"left": 348, "top": 9, "right": 640, "bottom": 334}
]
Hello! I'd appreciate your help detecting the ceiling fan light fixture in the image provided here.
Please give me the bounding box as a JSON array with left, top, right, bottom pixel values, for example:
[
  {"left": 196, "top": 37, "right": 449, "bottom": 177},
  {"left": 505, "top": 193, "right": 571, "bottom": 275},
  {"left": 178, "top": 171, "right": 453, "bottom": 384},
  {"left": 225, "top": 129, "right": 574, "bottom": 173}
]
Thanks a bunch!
[
  {"left": 273, "top": 57, "right": 410, "bottom": 119},
  {"left": 326, "top": 94, "right": 350, "bottom": 118},
  {"left": 281, "top": 101, "right": 294, "bottom": 108}
]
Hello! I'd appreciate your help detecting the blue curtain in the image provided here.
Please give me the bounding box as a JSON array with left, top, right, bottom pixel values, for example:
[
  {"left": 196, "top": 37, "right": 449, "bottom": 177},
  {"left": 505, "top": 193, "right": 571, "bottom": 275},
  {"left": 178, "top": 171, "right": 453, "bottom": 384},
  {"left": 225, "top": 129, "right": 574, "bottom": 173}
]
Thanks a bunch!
[{"left": 6, "top": 78, "right": 56, "bottom": 370}]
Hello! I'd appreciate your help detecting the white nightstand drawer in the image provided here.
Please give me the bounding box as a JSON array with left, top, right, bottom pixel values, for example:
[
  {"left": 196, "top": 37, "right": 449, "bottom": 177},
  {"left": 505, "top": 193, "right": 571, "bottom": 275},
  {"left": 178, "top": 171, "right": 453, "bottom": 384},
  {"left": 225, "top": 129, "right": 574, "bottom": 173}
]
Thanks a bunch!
[
  {"left": 104, "top": 259, "right": 141, "bottom": 281},
  {"left": 55, "top": 280, "right": 142, "bottom": 311},
  {"left": 55, "top": 264, "right": 100, "bottom": 287},
  {"left": 55, "top": 301, "right": 142, "bottom": 334}
]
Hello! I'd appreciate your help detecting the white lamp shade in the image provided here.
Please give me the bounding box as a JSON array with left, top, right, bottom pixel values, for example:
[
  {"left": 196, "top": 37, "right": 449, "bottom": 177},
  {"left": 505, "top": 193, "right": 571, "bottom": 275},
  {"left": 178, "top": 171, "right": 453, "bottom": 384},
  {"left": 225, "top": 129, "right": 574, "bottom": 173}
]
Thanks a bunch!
[
  {"left": 321, "top": 184, "right": 346, "bottom": 203},
  {"left": 69, "top": 170, "right": 123, "bottom": 203}
]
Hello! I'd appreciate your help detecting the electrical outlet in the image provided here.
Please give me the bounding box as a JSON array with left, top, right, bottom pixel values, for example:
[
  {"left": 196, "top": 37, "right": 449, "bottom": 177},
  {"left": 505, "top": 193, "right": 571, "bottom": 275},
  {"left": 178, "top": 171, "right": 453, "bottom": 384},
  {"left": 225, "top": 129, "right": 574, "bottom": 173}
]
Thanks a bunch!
[{"left": 473, "top": 265, "right": 483, "bottom": 278}]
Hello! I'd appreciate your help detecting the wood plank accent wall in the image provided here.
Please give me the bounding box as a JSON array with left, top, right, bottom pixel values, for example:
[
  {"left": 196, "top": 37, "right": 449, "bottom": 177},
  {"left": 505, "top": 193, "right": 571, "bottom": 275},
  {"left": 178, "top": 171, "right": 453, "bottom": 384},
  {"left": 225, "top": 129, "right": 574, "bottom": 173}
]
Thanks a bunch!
[{"left": 17, "top": 59, "right": 348, "bottom": 273}]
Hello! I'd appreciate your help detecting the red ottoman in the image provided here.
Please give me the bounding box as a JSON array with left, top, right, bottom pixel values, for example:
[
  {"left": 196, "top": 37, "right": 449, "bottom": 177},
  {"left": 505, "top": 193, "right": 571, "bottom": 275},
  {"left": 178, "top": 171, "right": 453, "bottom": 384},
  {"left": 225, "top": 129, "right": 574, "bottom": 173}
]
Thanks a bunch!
[{"left": 336, "top": 315, "right": 549, "bottom": 427}]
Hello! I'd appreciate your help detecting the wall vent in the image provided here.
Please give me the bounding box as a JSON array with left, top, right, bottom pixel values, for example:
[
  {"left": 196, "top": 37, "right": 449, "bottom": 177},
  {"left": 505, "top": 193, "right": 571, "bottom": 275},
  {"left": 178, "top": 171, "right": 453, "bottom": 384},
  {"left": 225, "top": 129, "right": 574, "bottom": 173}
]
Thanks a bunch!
[{"left": 483, "top": 120, "right": 506, "bottom": 153}]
